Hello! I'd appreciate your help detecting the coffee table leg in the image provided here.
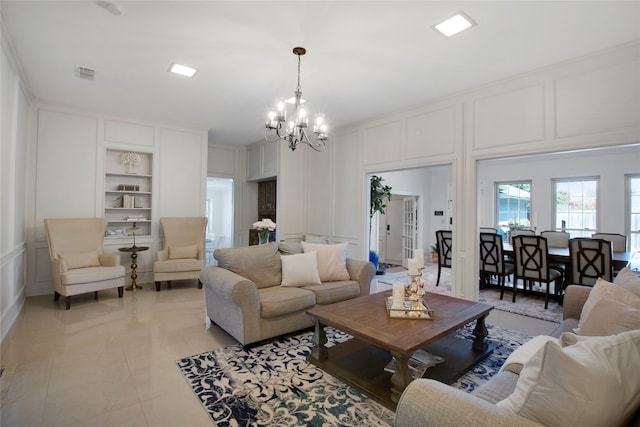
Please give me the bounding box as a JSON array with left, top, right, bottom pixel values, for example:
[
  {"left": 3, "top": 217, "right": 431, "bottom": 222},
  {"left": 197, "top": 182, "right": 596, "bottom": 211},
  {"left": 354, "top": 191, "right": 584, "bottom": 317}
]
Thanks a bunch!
[
  {"left": 390, "top": 351, "right": 412, "bottom": 404},
  {"left": 309, "top": 318, "right": 328, "bottom": 361},
  {"left": 472, "top": 315, "right": 489, "bottom": 351}
]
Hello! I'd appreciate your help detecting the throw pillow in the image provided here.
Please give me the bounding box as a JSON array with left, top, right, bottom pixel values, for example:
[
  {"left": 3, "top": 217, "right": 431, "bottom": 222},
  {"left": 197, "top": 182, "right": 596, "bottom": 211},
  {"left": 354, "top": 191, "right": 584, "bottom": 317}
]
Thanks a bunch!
[
  {"left": 58, "top": 251, "right": 101, "bottom": 270},
  {"left": 497, "top": 330, "right": 640, "bottom": 427},
  {"left": 301, "top": 242, "right": 350, "bottom": 282},
  {"left": 499, "top": 335, "right": 558, "bottom": 374},
  {"left": 214, "top": 243, "right": 282, "bottom": 289},
  {"left": 575, "top": 277, "right": 640, "bottom": 333},
  {"left": 579, "top": 295, "right": 640, "bottom": 336},
  {"left": 168, "top": 244, "right": 198, "bottom": 259},
  {"left": 614, "top": 267, "right": 640, "bottom": 297},
  {"left": 281, "top": 251, "right": 322, "bottom": 287}
]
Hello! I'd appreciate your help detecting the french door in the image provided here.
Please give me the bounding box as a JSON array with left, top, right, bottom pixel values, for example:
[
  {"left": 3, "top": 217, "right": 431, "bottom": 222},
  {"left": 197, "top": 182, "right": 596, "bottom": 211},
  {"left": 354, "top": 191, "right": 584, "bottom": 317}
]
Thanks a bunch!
[{"left": 402, "top": 196, "right": 417, "bottom": 268}]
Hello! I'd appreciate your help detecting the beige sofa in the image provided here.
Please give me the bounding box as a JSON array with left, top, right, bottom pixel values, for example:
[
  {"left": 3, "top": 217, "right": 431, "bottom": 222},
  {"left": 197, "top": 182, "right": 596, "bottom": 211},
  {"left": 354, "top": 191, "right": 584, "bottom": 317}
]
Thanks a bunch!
[
  {"left": 200, "top": 242, "right": 375, "bottom": 346},
  {"left": 395, "top": 275, "right": 640, "bottom": 427}
]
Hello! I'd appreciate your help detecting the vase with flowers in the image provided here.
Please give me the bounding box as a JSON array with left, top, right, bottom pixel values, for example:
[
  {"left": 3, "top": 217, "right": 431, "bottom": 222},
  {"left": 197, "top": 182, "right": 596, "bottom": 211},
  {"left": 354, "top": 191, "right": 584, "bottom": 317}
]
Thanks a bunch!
[{"left": 253, "top": 219, "right": 276, "bottom": 244}]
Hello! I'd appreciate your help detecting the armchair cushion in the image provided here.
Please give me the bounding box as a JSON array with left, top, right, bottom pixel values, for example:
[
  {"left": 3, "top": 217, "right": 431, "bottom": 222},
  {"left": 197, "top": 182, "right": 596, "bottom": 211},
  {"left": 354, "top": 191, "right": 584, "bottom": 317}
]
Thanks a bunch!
[
  {"left": 169, "top": 244, "right": 198, "bottom": 260},
  {"left": 154, "top": 258, "right": 203, "bottom": 273},
  {"left": 281, "top": 251, "right": 321, "bottom": 287},
  {"left": 301, "top": 242, "right": 350, "bottom": 281},
  {"left": 497, "top": 330, "right": 640, "bottom": 427},
  {"left": 59, "top": 251, "right": 101, "bottom": 270},
  {"left": 61, "top": 266, "right": 125, "bottom": 286},
  {"left": 214, "top": 243, "right": 282, "bottom": 289}
]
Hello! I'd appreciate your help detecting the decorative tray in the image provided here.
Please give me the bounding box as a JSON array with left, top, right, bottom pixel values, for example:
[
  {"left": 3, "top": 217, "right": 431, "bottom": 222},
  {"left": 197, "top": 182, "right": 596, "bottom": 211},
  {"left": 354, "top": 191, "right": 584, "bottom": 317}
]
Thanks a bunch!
[{"left": 385, "top": 296, "right": 434, "bottom": 320}]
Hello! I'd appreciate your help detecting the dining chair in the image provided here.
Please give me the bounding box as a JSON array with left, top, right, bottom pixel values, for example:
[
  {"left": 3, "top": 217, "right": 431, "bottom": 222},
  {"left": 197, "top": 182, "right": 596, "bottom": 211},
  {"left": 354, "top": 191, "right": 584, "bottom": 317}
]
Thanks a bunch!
[
  {"left": 568, "top": 238, "right": 613, "bottom": 287},
  {"left": 435, "top": 230, "right": 452, "bottom": 286},
  {"left": 591, "top": 233, "right": 627, "bottom": 252},
  {"left": 540, "top": 230, "right": 570, "bottom": 248},
  {"left": 479, "top": 232, "right": 514, "bottom": 299},
  {"left": 512, "top": 235, "right": 563, "bottom": 309}
]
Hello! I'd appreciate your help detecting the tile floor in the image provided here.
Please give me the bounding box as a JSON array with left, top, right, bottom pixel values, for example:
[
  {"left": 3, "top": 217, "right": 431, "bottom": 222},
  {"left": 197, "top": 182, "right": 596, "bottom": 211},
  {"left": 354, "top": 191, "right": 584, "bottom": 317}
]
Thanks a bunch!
[{"left": 1, "top": 278, "right": 558, "bottom": 426}]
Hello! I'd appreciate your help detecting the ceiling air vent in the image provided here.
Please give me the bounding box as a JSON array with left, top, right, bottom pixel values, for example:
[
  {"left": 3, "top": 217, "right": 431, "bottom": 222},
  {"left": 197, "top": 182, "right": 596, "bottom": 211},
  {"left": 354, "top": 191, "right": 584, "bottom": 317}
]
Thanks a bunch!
[{"left": 75, "top": 66, "right": 95, "bottom": 80}]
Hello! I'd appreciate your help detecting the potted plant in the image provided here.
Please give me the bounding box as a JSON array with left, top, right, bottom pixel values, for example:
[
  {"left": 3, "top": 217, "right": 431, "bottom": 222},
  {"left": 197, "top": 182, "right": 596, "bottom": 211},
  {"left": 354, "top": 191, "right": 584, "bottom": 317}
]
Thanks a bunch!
[
  {"left": 431, "top": 244, "right": 438, "bottom": 260},
  {"left": 369, "top": 175, "right": 392, "bottom": 274}
]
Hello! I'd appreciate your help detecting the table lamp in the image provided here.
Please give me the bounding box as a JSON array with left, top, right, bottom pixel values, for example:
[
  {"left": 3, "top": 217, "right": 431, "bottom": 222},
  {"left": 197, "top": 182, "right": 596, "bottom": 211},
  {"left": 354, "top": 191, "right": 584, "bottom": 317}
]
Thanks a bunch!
[{"left": 127, "top": 222, "right": 141, "bottom": 248}]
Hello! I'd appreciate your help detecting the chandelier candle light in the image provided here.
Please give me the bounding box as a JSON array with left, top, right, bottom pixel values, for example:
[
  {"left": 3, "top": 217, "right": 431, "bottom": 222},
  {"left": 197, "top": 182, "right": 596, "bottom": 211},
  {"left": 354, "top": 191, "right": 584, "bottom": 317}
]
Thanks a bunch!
[
  {"left": 253, "top": 219, "right": 276, "bottom": 245},
  {"left": 265, "top": 47, "right": 328, "bottom": 152}
]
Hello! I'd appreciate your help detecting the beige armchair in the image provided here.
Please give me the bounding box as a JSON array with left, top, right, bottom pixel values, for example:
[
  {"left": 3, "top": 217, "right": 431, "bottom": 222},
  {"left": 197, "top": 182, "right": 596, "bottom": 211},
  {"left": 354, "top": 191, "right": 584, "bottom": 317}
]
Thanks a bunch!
[
  {"left": 153, "top": 217, "right": 208, "bottom": 291},
  {"left": 44, "top": 218, "right": 125, "bottom": 310}
]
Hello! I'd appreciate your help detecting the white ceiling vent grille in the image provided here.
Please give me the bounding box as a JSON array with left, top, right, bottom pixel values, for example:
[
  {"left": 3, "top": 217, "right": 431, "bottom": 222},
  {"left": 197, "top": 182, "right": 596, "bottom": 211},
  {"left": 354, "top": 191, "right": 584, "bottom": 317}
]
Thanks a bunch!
[{"left": 75, "top": 66, "right": 95, "bottom": 80}]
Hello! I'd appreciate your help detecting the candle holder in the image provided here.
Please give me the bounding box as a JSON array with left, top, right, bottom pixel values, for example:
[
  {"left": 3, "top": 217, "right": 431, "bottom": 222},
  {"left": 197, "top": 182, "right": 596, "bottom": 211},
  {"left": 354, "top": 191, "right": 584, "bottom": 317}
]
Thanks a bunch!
[{"left": 386, "top": 267, "right": 434, "bottom": 320}]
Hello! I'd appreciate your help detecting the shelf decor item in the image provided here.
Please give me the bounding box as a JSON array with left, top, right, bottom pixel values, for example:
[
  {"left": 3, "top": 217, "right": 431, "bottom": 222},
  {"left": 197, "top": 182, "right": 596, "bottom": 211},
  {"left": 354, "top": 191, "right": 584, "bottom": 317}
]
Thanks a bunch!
[
  {"left": 121, "top": 152, "right": 141, "bottom": 174},
  {"left": 253, "top": 218, "right": 276, "bottom": 245}
]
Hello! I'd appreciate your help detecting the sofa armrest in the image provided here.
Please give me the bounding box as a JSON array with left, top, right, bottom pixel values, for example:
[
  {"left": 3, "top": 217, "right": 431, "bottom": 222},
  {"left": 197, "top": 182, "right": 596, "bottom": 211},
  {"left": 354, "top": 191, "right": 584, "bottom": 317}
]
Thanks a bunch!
[
  {"left": 200, "top": 266, "right": 262, "bottom": 345},
  {"left": 563, "top": 285, "right": 592, "bottom": 321},
  {"left": 346, "top": 258, "right": 375, "bottom": 296},
  {"left": 99, "top": 253, "right": 121, "bottom": 267},
  {"left": 395, "top": 379, "right": 541, "bottom": 427},
  {"left": 200, "top": 267, "right": 260, "bottom": 304}
]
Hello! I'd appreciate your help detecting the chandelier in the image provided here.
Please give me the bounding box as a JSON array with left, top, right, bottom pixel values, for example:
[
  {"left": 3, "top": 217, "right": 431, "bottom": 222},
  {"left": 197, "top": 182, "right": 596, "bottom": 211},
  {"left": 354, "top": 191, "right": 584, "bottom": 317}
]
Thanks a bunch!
[{"left": 265, "top": 47, "right": 328, "bottom": 152}]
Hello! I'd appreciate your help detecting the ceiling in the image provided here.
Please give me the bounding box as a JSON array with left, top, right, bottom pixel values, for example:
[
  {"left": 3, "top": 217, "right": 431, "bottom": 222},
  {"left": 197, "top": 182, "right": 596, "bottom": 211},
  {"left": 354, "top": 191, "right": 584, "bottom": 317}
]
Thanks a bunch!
[{"left": 3, "top": 1, "right": 640, "bottom": 146}]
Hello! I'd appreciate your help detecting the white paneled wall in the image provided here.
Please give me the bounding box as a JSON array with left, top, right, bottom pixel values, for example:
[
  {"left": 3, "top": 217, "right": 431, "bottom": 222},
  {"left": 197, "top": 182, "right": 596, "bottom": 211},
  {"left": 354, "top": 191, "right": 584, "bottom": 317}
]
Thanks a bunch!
[
  {"left": 307, "top": 41, "right": 640, "bottom": 302},
  {"left": 27, "top": 105, "right": 208, "bottom": 297},
  {"left": 1, "top": 23, "right": 31, "bottom": 341}
]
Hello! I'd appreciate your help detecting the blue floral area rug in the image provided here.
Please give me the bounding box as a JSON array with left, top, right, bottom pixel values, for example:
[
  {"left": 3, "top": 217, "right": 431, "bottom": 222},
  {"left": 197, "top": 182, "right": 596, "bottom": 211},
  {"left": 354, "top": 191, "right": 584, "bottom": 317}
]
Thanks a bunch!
[{"left": 177, "top": 324, "right": 530, "bottom": 426}]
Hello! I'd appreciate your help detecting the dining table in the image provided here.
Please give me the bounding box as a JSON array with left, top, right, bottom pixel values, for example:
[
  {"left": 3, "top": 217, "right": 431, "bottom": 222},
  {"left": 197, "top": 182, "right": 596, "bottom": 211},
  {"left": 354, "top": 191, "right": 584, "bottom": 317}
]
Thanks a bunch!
[{"left": 502, "top": 242, "right": 635, "bottom": 273}]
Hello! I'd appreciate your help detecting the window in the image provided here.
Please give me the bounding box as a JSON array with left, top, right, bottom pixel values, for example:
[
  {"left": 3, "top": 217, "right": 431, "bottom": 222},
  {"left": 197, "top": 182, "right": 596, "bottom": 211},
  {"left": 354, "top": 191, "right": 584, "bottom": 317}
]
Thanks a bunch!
[
  {"left": 553, "top": 177, "right": 598, "bottom": 238},
  {"left": 627, "top": 174, "right": 640, "bottom": 252},
  {"left": 496, "top": 182, "right": 531, "bottom": 239}
]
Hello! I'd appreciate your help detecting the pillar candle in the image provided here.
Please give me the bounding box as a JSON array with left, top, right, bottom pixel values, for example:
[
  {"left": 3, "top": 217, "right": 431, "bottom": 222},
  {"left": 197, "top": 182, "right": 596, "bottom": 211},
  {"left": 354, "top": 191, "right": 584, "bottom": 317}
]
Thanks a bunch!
[
  {"left": 408, "top": 258, "right": 418, "bottom": 275},
  {"left": 414, "top": 249, "right": 424, "bottom": 269},
  {"left": 392, "top": 282, "right": 405, "bottom": 308}
]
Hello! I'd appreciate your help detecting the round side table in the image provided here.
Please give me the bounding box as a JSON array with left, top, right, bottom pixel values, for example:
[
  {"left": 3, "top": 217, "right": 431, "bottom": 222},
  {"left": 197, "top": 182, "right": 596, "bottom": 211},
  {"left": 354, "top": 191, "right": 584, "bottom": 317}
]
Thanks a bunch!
[{"left": 118, "top": 246, "right": 149, "bottom": 291}]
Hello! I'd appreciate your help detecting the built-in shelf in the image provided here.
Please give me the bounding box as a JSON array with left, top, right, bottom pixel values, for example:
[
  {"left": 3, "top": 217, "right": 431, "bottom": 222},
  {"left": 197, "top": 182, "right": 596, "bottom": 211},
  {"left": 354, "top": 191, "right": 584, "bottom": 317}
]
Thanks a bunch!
[{"left": 104, "top": 149, "right": 153, "bottom": 238}]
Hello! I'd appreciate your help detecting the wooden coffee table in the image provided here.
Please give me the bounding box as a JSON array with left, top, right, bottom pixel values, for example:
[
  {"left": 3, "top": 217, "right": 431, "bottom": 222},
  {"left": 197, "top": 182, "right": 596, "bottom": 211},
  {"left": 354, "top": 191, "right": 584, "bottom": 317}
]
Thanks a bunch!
[{"left": 306, "top": 291, "right": 493, "bottom": 410}]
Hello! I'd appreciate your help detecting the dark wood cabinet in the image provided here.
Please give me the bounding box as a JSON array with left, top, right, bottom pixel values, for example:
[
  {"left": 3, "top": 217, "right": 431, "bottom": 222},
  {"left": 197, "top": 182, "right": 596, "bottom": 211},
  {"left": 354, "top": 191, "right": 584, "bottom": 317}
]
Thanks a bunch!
[
  {"left": 258, "top": 179, "right": 277, "bottom": 219},
  {"left": 250, "top": 179, "right": 277, "bottom": 245}
]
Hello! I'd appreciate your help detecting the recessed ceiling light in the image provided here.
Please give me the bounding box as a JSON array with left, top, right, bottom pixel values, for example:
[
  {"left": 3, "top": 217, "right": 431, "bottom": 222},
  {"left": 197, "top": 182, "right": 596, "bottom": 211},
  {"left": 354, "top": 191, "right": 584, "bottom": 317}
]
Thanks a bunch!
[
  {"left": 168, "top": 63, "right": 198, "bottom": 78},
  {"left": 433, "top": 11, "right": 476, "bottom": 38}
]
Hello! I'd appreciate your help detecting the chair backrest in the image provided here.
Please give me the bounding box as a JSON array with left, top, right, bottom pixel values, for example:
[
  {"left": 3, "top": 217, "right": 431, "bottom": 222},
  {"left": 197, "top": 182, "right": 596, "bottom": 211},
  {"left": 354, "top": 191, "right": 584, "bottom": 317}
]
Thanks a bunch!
[
  {"left": 479, "top": 232, "right": 506, "bottom": 274},
  {"left": 509, "top": 229, "right": 535, "bottom": 244},
  {"left": 44, "top": 218, "right": 107, "bottom": 260},
  {"left": 591, "top": 233, "right": 627, "bottom": 252},
  {"left": 512, "top": 235, "right": 553, "bottom": 281},
  {"left": 540, "top": 230, "right": 570, "bottom": 248},
  {"left": 479, "top": 227, "right": 497, "bottom": 234},
  {"left": 160, "top": 217, "right": 208, "bottom": 259},
  {"left": 436, "top": 230, "right": 453, "bottom": 268},
  {"left": 569, "top": 238, "right": 613, "bottom": 286}
]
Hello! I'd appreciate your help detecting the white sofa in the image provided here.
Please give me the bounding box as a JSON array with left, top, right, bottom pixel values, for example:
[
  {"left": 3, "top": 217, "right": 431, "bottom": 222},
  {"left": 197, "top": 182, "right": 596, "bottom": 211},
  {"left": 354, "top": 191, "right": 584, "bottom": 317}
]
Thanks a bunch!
[{"left": 395, "top": 268, "right": 640, "bottom": 427}]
